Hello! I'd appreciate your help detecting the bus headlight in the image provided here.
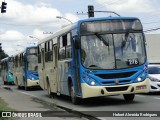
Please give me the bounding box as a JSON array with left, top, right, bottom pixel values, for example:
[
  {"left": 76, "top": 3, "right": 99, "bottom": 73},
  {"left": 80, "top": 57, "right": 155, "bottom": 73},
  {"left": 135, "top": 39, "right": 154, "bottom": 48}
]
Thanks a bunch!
[
  {"left": 137, "top": 77, "right": 142, "bottom": 82},
  {"left": 28, "top": 76, "right": 35, "bottom": 80},
  {"left": 83, "top": 76, "right": 99, "bottom": 86},
  {"left": 90, "top": 81, "right": 96, "bottom": 86},
  {"left": 136, "top": 72, "right": 146, "bottom": 82}
]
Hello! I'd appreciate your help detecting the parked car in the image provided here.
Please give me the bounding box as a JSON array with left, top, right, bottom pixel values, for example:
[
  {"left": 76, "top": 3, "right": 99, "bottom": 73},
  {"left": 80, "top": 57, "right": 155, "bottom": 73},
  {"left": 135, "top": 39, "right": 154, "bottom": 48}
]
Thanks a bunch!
[{"left": 148, "top": 64, "right": 160, "bottom": 92}]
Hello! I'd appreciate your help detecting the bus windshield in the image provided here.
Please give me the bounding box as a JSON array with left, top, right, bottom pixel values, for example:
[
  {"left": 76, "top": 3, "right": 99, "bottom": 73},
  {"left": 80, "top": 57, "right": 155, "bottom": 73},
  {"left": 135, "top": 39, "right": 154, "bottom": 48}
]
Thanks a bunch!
[
  {"left": 81, "top": 32, "right": 146, "bottom": 69},
  {"left": 27, "top": 54, "right": 38, "bottom": 72},
  {"left": 8, "top": 62, "right": 14, "bottom": 73}
]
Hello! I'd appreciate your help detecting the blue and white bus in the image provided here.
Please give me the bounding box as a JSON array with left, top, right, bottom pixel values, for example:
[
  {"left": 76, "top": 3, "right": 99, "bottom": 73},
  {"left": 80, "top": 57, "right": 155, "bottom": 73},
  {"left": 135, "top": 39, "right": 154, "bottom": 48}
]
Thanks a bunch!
[
  {"left": 38, "top": 17, "right": 149, "bottom": 104},
  {"left": 0, "top": 57, "right": 14, "bottom": 85},
  {"left": 13, "top": 46, "right": 39, "bottom": 90}
]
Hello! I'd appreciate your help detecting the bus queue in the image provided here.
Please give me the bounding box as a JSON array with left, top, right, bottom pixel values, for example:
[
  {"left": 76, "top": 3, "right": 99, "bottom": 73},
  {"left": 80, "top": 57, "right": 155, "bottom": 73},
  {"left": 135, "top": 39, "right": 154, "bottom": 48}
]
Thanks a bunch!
[{"left": 0, "top": 16, "right": 150, "bottom": 104}]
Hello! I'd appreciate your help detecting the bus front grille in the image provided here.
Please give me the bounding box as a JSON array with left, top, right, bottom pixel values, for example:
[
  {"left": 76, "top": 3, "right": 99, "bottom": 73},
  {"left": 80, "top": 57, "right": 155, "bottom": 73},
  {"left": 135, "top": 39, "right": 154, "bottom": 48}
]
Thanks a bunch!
[
  {"left": 106, "top": 86, "right": 129, "bottom": 92},
  {"left": 102, "top": 80, "right": 131, "bottom": 85},
  {"left": 95, "top": 71, "right": 137, "bottom": 79}
]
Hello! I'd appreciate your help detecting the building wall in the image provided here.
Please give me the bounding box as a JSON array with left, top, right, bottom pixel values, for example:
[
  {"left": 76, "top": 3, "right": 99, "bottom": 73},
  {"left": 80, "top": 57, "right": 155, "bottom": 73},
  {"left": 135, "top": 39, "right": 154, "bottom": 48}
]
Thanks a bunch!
[{"left": 145, "top": 34, "right": 160, "bottom": 63}]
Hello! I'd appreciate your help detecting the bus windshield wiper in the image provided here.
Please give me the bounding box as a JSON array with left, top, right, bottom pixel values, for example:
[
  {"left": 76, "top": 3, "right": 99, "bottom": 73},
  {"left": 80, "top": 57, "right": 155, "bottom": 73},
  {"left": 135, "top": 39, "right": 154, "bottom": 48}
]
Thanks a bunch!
[
  {"left": 121, "top": 32, "right": 129, "bottom": 48},
  {"left": 121, "top": 32, "right": 135, "bottom": 48},
  {"left": 95, "top": 33, "right": 109, "bottom": 46},
  {"left": 88, "top": 65, "right": 102, "bottom": 69}
]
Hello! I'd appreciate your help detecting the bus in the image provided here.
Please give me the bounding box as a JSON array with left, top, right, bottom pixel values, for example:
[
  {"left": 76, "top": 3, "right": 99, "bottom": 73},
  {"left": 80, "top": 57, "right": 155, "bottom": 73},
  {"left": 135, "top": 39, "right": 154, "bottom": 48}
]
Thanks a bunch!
[
  {"left": 37, "top": 17, "right": 149, "bottom": 104},
  {"left": 0, "top": 57, "right": 14, "bottom": 85},
  {"left": 13, "top": 46, "right": 39, "bottom": 90}
]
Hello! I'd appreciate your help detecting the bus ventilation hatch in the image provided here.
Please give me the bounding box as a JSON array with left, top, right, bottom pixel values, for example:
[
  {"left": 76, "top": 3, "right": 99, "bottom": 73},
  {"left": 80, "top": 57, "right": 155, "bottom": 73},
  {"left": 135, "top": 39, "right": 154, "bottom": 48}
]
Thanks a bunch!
[{"left": 95, "top": 71, "right": 137, "bottom": 79}]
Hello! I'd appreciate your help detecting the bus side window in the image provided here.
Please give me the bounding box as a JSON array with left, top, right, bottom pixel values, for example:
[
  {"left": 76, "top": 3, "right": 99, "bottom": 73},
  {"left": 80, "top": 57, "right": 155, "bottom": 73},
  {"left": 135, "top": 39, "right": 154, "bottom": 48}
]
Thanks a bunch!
[
  {"left": 58, "top": 33, "right": 72, "bottom": 60},
  {"left": 38, "top": 45, "right": 41, "bottom": 63},
  {"left": 45, "top": 40, "right": 53, "bottom": 62},
  {"left": 66, "top": 33, "right": 71, "bottom": 59},
  {"left": 45, "top": 42, "right": 48, "bottom": 62},
  {"left": 49, "top": 40, "right": 53, "bottom": 61},
  {"left": 59, "top": 36, "right": 65, "bottom": 60},
  {"left": 15, "top": 56, "right": 18, "bottom": 67}
]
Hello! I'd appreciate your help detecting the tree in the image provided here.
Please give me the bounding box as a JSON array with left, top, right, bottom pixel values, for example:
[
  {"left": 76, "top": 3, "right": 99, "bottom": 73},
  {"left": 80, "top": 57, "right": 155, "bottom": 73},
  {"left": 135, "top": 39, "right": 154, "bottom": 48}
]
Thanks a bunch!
[{"left": 0, "top": 50, "right": 8, "bottom": 60}]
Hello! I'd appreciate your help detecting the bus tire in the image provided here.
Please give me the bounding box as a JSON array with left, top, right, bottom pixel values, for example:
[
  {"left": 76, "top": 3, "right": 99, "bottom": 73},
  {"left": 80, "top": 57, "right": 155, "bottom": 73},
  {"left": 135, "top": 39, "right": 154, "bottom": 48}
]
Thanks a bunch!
[
  {"left": 18, "top": 86, "right": 21, "bottom": 89},
  {"left": 4, "top": 81, "right": 6, "bottom": 85},
  {"left": 70, "top": 84, "right": 79, "bottom": 105},
  {"left": 24, "top": 80, "right": 29, "bottom": 91},
  {"left": 47, "top": 81, "right": 52, "bottom": 98},
  {"left": 123, "top": 94, "right": 135, "bottom": 102},
  {"left": 16, "top": 79, "right": 20, "bottom": 89}
]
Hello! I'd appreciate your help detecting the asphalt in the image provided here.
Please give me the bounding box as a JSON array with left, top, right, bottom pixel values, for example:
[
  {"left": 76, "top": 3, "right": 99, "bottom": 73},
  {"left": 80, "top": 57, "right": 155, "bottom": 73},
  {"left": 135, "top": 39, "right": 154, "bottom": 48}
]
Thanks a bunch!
[{"left": 0, "top": 84, "right": 89, "bottom": 120}]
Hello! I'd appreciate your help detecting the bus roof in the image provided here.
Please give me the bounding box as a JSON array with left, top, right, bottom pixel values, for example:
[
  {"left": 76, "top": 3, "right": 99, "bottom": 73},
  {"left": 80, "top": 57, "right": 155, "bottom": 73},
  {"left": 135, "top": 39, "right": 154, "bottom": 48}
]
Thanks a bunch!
[
  {"left": 37, "top": 23, "right": 77, "bottom": 45},
  {"left": 37, "top": 16, "right": 141, "bottom": 45},
  {"left": 78, "top": 16, "right": 139, "bottom": 23},
  {"left": 0, "top": 57, "right": 8, "bottom": 62},
  {"left": 12, "top": 46, "right": 37, "bottom": 57},
  {"left": 0, "top": 56, "right": 14, "bottom": 63},
  {"left": 26, "top": 46, "right": 37, "bottom": 49}
]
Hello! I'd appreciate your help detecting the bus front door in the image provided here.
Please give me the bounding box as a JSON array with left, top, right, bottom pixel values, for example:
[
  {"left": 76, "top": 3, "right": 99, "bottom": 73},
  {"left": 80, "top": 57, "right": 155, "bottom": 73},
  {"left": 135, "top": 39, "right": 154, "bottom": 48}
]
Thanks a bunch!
[
  {"left": 41, "top": 49, "right": 46, "bottom": 89},
  {"left": 52, "top": 45, "right": 59, "bottom": 94}
]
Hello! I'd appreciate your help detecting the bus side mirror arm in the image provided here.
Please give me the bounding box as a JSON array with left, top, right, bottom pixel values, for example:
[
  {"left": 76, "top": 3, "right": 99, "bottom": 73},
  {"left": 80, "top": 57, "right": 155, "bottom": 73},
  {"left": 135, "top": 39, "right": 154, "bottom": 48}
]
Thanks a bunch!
[{"left": 73, "top": 36, "right": 80, "bottom": 49}]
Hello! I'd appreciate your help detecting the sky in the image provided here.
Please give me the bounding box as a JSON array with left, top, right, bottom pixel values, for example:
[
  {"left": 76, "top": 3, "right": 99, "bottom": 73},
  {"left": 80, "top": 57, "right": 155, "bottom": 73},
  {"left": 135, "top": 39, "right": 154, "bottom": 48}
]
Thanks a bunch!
[{"left": 0, "top": 0, "right": 160, "bottom": 56}]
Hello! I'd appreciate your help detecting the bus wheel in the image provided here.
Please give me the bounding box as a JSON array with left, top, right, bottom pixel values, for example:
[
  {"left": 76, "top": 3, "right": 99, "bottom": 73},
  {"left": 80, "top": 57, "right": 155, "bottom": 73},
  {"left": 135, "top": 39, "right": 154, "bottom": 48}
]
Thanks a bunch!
[
  {"left": 123, "top": 94, "right": 135, "bottom": 102},
  {"left": 18, "top": 86, "right": 21, "bottom": 89},
  {"left": 3, "top": 81, "right": 6, "bottom": 85},
  {"left": 70, "top": 84, "right": 79, "bottom": 105},
  {"left": 47, "top": 82, "right": 52, "bottom": 98},
  {"left": 17, "top": 79, "right": 20, "bottom": 89},
  {"left": 24, "top": 80, "right": 29, "bottom": 91}
]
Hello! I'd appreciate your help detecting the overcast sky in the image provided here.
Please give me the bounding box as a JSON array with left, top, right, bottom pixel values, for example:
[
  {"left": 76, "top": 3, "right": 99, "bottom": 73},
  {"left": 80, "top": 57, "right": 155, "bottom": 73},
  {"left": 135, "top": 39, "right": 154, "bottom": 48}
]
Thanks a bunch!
[{"left": 0, "top": 0, "right": 160, "bottom": 56}]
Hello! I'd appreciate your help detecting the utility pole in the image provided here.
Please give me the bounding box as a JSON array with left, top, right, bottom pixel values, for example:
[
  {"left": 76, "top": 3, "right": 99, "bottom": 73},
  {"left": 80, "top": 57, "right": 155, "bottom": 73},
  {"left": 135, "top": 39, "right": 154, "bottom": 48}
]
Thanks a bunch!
[{"left": 77, "top": 5, "right": 120, "bottom": 18}]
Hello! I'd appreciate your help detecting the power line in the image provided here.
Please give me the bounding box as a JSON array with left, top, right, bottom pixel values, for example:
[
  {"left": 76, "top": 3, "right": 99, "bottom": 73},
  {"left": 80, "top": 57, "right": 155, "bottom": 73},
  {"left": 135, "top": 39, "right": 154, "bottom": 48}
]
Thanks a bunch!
[
  {"left": 143, "top": 21, "right": 160, "bottom": 24},
  {"left": 144, "top": 27, "right": 160, "bottom": 32}
]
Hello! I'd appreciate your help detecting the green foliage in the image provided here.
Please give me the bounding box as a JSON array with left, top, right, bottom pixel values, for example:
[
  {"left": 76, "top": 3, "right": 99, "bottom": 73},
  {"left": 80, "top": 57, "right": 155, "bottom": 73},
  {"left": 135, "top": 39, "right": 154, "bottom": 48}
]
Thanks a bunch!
[
  {"left": 0, "top": 50, "right": 8, "bottom": 60},
  {"left": 0, "top": 97, "right": 15, "bottom": 120}
]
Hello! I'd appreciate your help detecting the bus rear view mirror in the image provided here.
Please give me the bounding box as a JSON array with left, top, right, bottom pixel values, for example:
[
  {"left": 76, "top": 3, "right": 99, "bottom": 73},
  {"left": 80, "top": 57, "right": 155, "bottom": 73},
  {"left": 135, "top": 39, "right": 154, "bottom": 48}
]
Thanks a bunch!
[{"left": 73, "top": 36, "right": 80, "bottom": 49}]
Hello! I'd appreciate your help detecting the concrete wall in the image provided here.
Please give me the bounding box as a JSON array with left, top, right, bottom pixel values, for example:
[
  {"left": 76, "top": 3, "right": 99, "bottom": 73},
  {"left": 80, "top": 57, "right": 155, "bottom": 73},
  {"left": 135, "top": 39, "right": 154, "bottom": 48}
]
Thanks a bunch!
[{"left": 145, "top": 34, "right": 160, "bottom": 63}]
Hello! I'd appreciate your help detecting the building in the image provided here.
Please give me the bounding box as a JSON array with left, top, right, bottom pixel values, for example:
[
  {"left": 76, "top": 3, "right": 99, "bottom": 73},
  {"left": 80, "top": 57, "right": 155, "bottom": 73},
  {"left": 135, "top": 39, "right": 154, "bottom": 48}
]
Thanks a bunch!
[{"left": 145, "top": 34, "right": 160, "bottom": 63}]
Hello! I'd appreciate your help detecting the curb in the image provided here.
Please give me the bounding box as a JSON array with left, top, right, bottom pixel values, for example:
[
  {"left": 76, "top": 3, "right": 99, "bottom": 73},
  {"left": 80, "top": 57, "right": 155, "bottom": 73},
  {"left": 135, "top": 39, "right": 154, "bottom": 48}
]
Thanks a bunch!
[
  {"left": 2, "top": 86, "right": 101, "bottom": 120},
  {"left": 2, "top": 86, "right": 12, "bottom": 91}
]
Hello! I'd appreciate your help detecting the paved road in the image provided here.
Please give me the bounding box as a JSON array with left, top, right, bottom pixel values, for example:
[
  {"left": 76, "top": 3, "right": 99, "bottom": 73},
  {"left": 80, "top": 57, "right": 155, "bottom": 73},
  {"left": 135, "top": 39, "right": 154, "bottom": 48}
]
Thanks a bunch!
[
  {"left": 1, "top": 80, "right": 160, "bottom": 120},
  {"left": 0, "top": 79, "right": 89, "bottom": 120}
]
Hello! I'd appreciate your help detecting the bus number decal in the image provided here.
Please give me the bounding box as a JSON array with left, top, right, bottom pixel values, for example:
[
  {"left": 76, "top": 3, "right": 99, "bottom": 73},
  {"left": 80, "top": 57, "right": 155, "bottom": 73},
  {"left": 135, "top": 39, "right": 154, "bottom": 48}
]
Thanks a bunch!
[{"left": 127, "top": 59, "right": 139, "bottom": 66}]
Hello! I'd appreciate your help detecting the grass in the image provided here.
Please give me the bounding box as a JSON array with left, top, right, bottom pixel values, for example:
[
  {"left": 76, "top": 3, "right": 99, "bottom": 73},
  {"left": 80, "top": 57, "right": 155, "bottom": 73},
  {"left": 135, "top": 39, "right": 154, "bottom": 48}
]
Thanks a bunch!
[{"left": 0, "top": 97, "right": 15, "bottom": 120}]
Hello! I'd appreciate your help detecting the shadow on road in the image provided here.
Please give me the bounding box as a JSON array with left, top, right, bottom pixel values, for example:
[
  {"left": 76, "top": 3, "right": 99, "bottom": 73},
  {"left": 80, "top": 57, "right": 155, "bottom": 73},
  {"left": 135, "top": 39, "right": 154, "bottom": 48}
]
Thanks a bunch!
[
  {"left": 48, "top": 94, "right": 141, "bottom": 107},
  {"left": 140, "top": 92, "right": 160, "bottom": 95}
]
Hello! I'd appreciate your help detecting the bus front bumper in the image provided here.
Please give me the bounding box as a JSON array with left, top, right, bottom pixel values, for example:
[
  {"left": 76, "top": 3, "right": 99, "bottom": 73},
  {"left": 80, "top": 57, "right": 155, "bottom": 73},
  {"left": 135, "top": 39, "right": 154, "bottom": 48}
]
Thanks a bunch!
[
  {"left": 27, "top": 79, "right": 39, "bottom": 87},
  {"left": 81, "top": 78, "right": 150, "bottom": 98}
]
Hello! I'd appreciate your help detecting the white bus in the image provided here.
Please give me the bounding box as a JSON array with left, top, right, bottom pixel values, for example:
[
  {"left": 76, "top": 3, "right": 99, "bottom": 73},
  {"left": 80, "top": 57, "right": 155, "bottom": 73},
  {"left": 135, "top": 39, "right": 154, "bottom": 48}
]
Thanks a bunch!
[
  {"left": 0, "top": 57, "right": 14, "bottom": 85},
  {"left": 13, "top": 46, "right": 39, "bottom": 90}
]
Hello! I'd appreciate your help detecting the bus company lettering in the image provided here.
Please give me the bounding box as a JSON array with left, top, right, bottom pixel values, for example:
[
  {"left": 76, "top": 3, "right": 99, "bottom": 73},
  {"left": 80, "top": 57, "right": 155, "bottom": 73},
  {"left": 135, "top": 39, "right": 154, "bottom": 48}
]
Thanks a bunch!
[{"left": 12, "top": 112, "right": 42, "bottom": 117}]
